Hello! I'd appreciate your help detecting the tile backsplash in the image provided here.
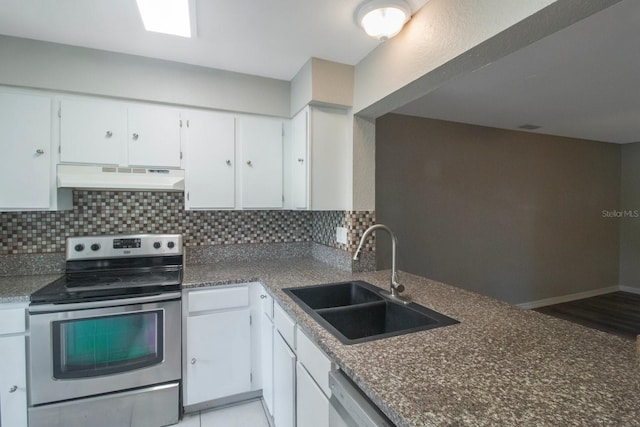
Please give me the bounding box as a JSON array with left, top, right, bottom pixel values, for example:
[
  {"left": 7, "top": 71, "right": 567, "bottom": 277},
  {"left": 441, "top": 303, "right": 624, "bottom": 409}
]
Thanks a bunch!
[{"left": 0, "top": 191, "right": 375, "bottom": 255}]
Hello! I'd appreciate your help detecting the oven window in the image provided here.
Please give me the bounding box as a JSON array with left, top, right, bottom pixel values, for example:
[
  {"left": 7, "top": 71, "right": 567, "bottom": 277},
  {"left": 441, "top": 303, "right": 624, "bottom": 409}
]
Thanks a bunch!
[{"left": 52, "top": 310, "right": 164, "bottom": 379}]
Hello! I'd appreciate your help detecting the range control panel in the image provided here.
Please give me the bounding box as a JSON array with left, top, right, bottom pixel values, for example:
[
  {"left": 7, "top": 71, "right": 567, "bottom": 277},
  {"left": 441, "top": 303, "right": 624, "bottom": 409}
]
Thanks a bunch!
[{"left": 66, "top": 234, "right": 182, "bottom": 260}]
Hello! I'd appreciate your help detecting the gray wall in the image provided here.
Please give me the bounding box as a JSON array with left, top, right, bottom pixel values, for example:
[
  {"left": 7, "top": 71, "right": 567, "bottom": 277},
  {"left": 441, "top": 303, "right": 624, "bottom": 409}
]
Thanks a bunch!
[
  {"left": 619, "top": 142, "right": 640, "bottom": 290},
  {"left": 376, "top": 114, "right": 621, "bottom": 305}
]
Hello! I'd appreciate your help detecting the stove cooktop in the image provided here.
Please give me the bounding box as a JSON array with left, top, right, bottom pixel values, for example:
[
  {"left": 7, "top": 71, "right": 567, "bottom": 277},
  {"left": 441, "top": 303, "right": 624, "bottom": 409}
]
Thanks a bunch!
[{"left": 30, "top": 234, "right": 184, "bottom": 305}]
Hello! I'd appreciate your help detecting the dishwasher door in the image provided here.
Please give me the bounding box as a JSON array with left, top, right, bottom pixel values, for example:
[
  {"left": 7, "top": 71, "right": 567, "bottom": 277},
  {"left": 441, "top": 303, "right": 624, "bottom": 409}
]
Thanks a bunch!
[{"left": 328, "top": 370, "right": 394, "bottom": 427}]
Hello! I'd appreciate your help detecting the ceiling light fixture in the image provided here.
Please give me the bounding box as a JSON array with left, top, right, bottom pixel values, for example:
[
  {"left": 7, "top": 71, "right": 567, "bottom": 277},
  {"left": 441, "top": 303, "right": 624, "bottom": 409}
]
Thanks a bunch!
[
  {"left": 355, "top": 0, "right": 411, "bottom": 41},
  {"left": 136, "top": 0, "right": 194, "bottom": 38}
]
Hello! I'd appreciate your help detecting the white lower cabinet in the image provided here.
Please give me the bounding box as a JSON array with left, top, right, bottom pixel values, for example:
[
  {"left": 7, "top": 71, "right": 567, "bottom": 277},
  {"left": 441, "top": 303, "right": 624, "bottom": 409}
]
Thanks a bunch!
[
  {"left": 185, "top": 309, "right": 251, "bottom": 404},
  {"left": 273, "top": 330, "right": 296, "bottom": 427},
  {"left": 183, "top": 286, "right": 252, "bottom": 407},
  {"left": 0, "top": 304, "right": 28, "bottom": 427},
  {"left": 296, "top": 326, "right": 333, "bottom": 427},
  {"left": 296, "top": 361, "right": 329, "bottom": 427},
  {"left": 261, "top": 300, "right": 275, "bottom": 416}
]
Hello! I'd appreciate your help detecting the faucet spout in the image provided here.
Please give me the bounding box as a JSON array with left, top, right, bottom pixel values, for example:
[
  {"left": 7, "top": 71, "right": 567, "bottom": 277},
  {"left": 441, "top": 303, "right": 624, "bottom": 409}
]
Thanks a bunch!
[{"left": 353, "top": 224, "right": 405, "bottom": 298}]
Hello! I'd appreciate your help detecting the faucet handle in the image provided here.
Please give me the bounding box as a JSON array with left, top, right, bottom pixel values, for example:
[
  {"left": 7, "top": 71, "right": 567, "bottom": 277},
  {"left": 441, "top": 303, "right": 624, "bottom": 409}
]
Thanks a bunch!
[{"left": 395, "top": 283, "right": 405, "bottom": 293}]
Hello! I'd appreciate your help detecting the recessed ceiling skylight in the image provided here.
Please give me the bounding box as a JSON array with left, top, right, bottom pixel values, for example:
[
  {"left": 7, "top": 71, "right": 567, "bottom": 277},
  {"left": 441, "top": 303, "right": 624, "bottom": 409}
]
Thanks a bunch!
[{"left": 136, "top": 0, "right": 193, "bottom": 38}]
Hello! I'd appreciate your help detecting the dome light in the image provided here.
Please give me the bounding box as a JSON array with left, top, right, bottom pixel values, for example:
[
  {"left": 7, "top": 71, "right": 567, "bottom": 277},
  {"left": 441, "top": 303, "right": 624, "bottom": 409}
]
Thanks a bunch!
[{"left": 355, "top": 0, "right": 411, "bottom": 41}]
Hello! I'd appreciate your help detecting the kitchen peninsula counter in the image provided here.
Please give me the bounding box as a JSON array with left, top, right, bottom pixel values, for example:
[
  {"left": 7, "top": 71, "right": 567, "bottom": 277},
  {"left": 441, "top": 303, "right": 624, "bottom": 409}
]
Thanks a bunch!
[{"left": 182, "top": 258, "right": 640, "bottom": 427}]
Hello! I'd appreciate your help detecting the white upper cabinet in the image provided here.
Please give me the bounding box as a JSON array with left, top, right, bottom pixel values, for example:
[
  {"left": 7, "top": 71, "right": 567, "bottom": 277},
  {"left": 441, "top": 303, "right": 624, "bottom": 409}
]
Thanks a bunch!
[
  {"left": 60, "top": 98, "right": 127, "bottom": 165},
  {"left": 287, "top": 106, "right": 351, "bottom": 211},
  {"left": 290, "top": 109, "right": 308, "bottom": 209},
  {"left": 237, "top": 116, "right": 284, "bottom": 209},
  {"left": 0, "top": 92, "right": 52, "bottom": 209},
  {"left": 184, "top": 110, "right": 235, "bottom": 209},
  {"left": 60, "top": 98, "right": 181, "bottom": 168},
  {"left": 0, "top": 91, "right": 71, "bottom": 211},
  {"left": 127, "top": 105, "right": 182, "bottom": 168}
]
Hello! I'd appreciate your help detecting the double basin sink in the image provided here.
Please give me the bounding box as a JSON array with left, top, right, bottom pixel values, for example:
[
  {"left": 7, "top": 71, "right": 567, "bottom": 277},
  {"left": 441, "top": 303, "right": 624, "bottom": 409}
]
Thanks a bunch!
[{"left": 283, "top": 281, "right": 458, "bottom": 344}]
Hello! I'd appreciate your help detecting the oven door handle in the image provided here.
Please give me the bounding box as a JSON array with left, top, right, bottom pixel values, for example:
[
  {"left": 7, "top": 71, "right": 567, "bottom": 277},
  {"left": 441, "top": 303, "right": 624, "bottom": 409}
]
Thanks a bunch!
[{"left": 29, "top": 292, "right": 181, "bottom": 313}]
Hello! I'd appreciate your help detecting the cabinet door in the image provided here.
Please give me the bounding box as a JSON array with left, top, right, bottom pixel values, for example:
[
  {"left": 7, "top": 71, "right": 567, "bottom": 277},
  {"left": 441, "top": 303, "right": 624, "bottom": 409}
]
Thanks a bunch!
[
  {"left": 128, "top": 105, "right": 181, "bottom": 168},
  {"left": 184, "top": 111, "right": 235, "bottom": 209},
  {"left": 290, "top": 108, "right": 308, "bottom": 209},
  {"left": 296, "top": 362, "right": 329, "bottom": 427},
  {"left": 273, "top": 332, "right": 296, "bottom": 427},
  {"left": 60, "top": 99, "right": 126, "bottom": 165},
  {"left": 237, "top": 116, "right": 283, "bottom": 209},
  {"left": 185, "top": 308, "right": 251, "bottom": 405},
  {"left": 261, "top": 312, "right": 274, "bottom": 416},
  {"left": 0, "top": 335, "right": 27, "bottom": 427},
  {"left": 0, "top": 92, "right": 51, "bottom": 209},
  {"left": 308, "top": 107, "right": 351, "bottom": 210}
]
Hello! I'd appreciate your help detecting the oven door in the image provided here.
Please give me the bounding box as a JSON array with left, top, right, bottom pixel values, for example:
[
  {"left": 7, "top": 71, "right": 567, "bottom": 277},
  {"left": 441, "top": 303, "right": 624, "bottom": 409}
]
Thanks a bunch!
[{"left": 28, "top": 293, "right": 181, "bottom": 406}]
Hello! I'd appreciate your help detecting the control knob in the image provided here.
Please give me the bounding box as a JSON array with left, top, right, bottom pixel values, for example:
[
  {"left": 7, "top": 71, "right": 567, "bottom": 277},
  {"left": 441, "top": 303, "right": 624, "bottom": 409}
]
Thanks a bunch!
[
  {"left": 153, "top": 242, "right": 161, "bottom": 249},
  {"left": 167, "top": 241, "right": 175, "bottom": 249},
  {"left": 90, "top": 243, "right": 101, "bottom": 251},
  {"left": 74, "top": 244, "right": 85, "bottom": 252}
]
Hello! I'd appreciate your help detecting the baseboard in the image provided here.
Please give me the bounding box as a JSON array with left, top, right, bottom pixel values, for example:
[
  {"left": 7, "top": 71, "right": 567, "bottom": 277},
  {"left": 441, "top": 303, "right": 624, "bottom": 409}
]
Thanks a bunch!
[
  {"left": 619, "top": 285, "right": 640, "bottom": 295},
  {"left": 517, "top": 286, "right": 620, "bottom": 309}
]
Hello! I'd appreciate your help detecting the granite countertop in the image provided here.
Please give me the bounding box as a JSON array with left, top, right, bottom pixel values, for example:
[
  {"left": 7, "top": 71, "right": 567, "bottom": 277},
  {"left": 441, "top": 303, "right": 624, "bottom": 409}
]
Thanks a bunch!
[
  {"left": 0, "top": 274, "right": 61, "bottom": 303},
  {"left": 183, "top": 258, "right": 640, "bottom": 427},
  {"left": 3, "top": 258, "right": 639, "bottom": 425}
]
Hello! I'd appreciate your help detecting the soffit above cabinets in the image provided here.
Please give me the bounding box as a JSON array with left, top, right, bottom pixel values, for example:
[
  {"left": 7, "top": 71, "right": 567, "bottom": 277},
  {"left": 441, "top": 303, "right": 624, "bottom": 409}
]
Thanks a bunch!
[{"left": 0, "top": 0, "right": 428, "bottom": 81}]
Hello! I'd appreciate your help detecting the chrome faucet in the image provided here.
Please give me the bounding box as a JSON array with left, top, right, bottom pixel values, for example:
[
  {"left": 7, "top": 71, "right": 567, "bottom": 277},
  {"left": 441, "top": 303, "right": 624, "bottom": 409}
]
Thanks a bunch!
[{"left": 353, "top": 224, "right": 406, "bottom": 299}]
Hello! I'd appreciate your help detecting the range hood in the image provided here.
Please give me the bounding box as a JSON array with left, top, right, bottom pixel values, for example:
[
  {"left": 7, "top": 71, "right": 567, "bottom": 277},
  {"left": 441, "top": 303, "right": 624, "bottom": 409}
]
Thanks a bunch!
[{"left": 57, "top": 165, "right": 185, "bottom": 192}]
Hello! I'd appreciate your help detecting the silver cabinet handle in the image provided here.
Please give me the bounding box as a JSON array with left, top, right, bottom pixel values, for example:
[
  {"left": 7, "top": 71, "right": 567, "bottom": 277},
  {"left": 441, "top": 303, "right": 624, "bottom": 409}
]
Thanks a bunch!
[
  {"left": 246, "top": 160, "right": 252, "bottom": 166},
  {"left": 9, "top": 385, "right": 17, "bottom": 393},
  {"left": 297, "top": 158, "right": 304, "bottom": 163},
  {"left": 132, "top": 133, "right": 139, "bottom": 140},
  {"left": 260, "top": 294, "right": 267, "bottom": 299},
  {"left": 36, "top": 149, "right": 45, "bottom": 155},
  {"left": 226, "top": 160, "right": 232, "bottom": 166},
  {"left": 106, "top": 131, "right": 113, "bottom": 138},
  {"left": 191, "top": 358, "right": 197, "bottom": 365}
]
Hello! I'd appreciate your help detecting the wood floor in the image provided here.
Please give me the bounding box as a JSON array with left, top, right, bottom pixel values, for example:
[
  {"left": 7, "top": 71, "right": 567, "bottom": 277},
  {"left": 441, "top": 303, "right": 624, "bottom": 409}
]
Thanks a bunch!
[{"left": 534, "top": 291, "right": 640, "bottom": 340}]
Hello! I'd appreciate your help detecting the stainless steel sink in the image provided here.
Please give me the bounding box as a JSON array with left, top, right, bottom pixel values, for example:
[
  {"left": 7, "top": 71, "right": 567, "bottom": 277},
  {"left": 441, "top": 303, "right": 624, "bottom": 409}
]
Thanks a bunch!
[{"left": 284, "top": 281, "right": 458, "bottom": 344}]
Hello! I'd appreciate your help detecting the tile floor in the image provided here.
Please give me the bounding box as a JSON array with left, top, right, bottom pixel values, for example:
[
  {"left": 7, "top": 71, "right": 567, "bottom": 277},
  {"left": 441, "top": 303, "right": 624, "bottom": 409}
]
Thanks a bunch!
[{"left": 177, "top": 399, "right": 270, "bottom": 427}]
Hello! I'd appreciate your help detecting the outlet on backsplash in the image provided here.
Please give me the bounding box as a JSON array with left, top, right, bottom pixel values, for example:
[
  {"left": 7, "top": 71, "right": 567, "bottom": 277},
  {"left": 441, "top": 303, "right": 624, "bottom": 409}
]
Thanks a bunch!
[{"left": 336, "top": 227, "right": 348, "bottom": 245}]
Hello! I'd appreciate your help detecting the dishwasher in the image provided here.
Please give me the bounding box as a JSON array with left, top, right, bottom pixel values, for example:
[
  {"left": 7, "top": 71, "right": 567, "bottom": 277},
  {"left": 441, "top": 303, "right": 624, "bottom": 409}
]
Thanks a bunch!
[{"left": 328, "top": 370, "right": 395, "bottom": 427}]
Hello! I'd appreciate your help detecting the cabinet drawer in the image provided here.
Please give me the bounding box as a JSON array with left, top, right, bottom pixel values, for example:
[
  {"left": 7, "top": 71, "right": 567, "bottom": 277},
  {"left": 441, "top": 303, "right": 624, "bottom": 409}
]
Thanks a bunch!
[
  {"left": 297, "top": 326, "right": 333, "bottom": 397},
  {"left": 274, "top": 303, "right": 296, "bottom": 350},
  {"left": 0, "top": 306, "right": 26, "bottom": 335},
  {"left": 187, "top": 286, "right": 249, "bottom": 314}
]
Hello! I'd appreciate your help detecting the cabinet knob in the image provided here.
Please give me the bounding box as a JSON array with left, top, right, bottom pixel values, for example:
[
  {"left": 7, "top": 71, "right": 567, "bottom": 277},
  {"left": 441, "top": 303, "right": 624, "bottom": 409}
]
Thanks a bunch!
[
  {"left": 36, "top": 149, "right": 45, "bottom": 155},
  {"left": 9, "top": 385, "right": 17, "bottom": 393},
  {"left": 246, "top": 160, "right": 252, "bottom": 166},
  {"left": 106, "top": 131, "right": 113, "bottom": 138},
  {"left": 226, "top": 160, "right": 232, "bottom": 166},
  {"left": 191, "top": 358, "right": 197, "bottom": 365},
  {"left": 132, "top": 133, "right": 139, "bottom": 140},
  {"left": 260, "top": 294, "right": 267, "bottom": 299},
  {"left": 297, "top": 158, "right": 304, "bottom": 163}
]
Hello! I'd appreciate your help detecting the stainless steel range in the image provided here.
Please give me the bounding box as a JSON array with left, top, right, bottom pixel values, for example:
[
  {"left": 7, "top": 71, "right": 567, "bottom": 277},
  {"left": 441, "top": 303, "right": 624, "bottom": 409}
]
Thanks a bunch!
[{"left": 28, "top": 234, "right": 183, "bottom": 427}]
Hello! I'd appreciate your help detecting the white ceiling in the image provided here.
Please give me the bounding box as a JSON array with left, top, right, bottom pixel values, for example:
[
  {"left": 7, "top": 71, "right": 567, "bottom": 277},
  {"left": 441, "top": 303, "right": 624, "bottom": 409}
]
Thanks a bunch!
[
  {"left": 395, "top": 0, "right": 640, "bottom": 144},
  {"left": 0, "top": 0, "right": 427, "bottom": 81}
]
